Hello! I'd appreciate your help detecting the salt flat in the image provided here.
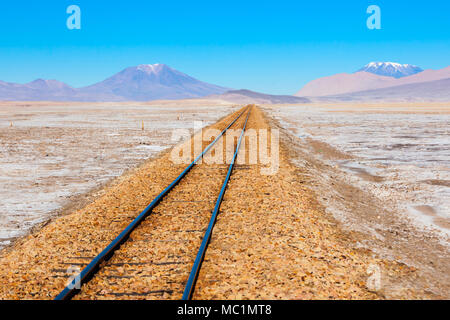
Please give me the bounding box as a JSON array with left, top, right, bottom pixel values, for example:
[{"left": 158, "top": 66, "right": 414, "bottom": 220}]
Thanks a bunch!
[
  {"left": 263, "top": 102, "right": 450, "bottom": 296},
  {"left": 266, "top": 103, "right": 450, "bottom": 238},
  {"left": 0, "top": 101, "right": 236, "bottom": 248}
]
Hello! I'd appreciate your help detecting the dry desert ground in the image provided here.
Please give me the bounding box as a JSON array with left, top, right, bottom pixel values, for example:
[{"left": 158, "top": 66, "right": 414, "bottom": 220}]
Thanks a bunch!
[{"left": 0, "top": 100, "right": 448, "bottom": 299}]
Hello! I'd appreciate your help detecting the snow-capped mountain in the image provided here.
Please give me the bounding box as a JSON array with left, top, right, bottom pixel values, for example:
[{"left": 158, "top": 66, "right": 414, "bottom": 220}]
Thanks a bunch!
[
  {"left": 0, "top": 64, "right": 229, "bottom": 101},
  {"left": 295, "top": 65, "right": 450, "bottom": 98},
  {"left": 357, "top": 62, "right": 423, "bottom": 78},
  {"left": 79, "top": 64, "right": 228, "bottom": 101}
]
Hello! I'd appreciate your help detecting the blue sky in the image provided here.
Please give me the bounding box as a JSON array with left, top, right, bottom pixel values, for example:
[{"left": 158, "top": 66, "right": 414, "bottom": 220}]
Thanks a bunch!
[{"left": 0, "top": 0, "right": 449, "bottom": 94}]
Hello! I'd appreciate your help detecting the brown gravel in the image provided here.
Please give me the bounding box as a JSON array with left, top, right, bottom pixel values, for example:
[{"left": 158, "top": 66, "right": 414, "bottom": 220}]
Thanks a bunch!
[
  {"left": 0, "top": 107, "right": 246, "bottom": 299},
  {"left": 74, "top": 107, "right": 251, "bottom": 299},
  {"left": 0, "top": 105, "right": 433, "bottom": 300},
  {"left": 193, "top": 107, "right": 378, "bottom": 299}
]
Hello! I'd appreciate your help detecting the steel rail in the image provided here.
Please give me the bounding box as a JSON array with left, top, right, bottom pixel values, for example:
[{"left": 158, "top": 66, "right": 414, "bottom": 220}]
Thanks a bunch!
[
  {"left": 182, "top": 106, "right": 252, "bottom": 300},
  {"left": 55, "top": 106, "right": 249, "bottom": 300}
]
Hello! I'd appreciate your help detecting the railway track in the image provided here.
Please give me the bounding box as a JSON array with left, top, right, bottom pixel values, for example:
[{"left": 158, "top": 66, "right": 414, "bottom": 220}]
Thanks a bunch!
[{"left": 55, "top": 105, "right": 252, "bottom": 300}]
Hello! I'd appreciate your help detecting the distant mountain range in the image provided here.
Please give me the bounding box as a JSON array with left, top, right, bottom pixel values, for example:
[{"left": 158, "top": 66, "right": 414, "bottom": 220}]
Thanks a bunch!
[
  {"left": 0, "top": 79, "right": 77, "bottom": 101},
  {"left": 1, "top": 61, "right": 449, "bottom": 103},
  {"left": 357, "top": 62, "right": 423, "bottom": 78},
  {"left": 207, "top": 89, "right": 310, "bottom": 104},
  {"left": 295, "top": 62, "right": 450, "bottom": 101},
  {"left": 0, "top": 64, "right": 228, "bottom": 101}
]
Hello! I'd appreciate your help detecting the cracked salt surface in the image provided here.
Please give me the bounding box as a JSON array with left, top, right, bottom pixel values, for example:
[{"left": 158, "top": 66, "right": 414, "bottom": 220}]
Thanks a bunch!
[
  {"left": 0, "top": 103, "right": 237, "bottom": 249},
  {"left": 268, "top": 105, "right": 450, "bottom": 239}
]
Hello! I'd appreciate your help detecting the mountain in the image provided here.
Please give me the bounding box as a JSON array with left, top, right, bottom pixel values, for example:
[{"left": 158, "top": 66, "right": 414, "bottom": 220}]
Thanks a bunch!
[
  {"left": 78, "top": 64, "right": 228, "bottom": 101},
  {"left": 0, "top": 79, "right": 77, "bottom": 101},
  {"left": 206, "top": 89, "right": 310, "bottom": 104},
  {"left": 357, "top": 62, "right": 423, "bottom": 78},
  {"left": 0, "top": 64, "right": 228, "bottom": 101},
  {"left": 26, "top": 79, "right": 74, "bottom": 91},
  {"left": 295, "top": 72, "right": 394, "bottom": 97},
  {"left": 295, "top": 65, "right": 450, "bottom": 97},
  {"left": 314, "top": 78, "right": 450, "bottom": 102}
]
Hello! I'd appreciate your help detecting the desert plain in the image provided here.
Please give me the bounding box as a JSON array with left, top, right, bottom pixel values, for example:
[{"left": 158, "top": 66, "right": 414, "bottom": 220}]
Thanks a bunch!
[{"left": 0, "top": 100, "right": 448, "bottom": 299}]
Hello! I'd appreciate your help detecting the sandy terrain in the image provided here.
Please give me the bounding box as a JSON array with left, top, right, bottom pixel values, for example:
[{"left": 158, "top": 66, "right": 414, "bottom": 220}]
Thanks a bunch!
[{"left": 0, "top": 101, "right": 236, "bottom": 249}]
